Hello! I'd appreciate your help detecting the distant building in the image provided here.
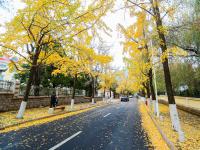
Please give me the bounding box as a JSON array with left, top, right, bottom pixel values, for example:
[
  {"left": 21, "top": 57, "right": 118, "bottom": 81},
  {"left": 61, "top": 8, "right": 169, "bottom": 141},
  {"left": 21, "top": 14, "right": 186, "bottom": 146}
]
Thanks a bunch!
[
  {"left": 0, "top": 56, "right": 17, "bottom": 81},
  {"left": 179, "top": 85, "right": 188, "bottom": 92},
  {"left": 97, "top": 89, "right": 113, "bottom": 98}
]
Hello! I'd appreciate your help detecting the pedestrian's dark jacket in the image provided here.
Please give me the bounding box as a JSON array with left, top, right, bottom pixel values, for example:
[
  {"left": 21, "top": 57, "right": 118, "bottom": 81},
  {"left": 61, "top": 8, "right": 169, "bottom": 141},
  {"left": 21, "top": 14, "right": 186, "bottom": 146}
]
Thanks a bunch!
[
  {"left": 50, "top": 94, "right": 57, "bottom": 107},
  {"left": 51, "top": 95, "right": 57, "bottom": 103}
]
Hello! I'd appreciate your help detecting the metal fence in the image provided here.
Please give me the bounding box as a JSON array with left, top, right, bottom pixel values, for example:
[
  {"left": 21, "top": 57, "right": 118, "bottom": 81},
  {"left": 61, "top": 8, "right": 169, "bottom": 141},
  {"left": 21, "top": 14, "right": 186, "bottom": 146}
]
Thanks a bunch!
[
  {"left": 19, "top": 85, "right": 86, "bottom": 96},
  {"left": 0, "top": 80, "right": 14, "bottom": 92}
]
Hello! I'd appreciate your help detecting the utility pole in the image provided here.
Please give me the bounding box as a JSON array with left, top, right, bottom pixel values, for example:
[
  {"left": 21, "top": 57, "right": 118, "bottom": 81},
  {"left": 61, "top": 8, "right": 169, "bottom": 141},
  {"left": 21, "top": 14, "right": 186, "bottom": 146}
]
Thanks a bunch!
[{"left": 150, "top": 40, "right": 159, "bottom": 117}]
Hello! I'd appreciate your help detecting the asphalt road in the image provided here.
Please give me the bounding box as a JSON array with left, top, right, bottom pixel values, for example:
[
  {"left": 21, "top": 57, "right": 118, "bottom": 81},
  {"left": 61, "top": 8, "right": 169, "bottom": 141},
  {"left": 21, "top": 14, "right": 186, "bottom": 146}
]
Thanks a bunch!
[{"left": 0, "top": 99, "right": 150, "bottom": 150}]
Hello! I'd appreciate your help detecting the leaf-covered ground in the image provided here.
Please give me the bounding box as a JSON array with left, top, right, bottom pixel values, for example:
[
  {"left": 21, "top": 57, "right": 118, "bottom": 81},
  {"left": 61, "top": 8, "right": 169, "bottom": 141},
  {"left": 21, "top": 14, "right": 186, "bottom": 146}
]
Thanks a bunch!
[
  {"left": 0, "top": 99, "right": 148, "bottom": 150},
  {"left": 0, "top": 101, "right": 106, "bottom": 130},
  {"left": 139, "top": 102, "right": 169, "bottom": 150},
  {"left": 159, "top": 96, "right": 200, "bottom": 110},
  {"left": 154, "top": 103, "right": 200, "bottom": 150}
]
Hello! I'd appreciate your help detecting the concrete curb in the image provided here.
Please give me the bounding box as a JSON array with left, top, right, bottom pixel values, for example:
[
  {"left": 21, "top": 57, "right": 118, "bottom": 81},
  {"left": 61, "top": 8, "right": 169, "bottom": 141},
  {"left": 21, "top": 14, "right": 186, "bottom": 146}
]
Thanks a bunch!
[
  {"left": 0, "top": 102, "right": 110, "bottom": 131},
  {"left": 144, "top": 104, "right": 176, "bottom": 150},
  {"left": 159, "top": 99, "right": 200, "bottom": 117}
]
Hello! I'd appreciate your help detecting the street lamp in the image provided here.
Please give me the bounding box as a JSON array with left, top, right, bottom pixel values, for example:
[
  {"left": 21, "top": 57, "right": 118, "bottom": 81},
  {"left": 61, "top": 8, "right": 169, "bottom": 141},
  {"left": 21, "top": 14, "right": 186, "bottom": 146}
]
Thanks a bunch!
[{"left": 150, "top": 40, "right": 159, "bottom": 117}]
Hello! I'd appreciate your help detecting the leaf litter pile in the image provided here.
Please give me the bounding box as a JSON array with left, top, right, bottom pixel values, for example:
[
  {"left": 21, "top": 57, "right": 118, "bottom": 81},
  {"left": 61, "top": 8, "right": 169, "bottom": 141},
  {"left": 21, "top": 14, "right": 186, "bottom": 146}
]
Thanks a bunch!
[
  {"left": 139, "top": 102, "right": 169, "bottom": 150},
  {"left": 0, "top": 101, "right": 106, "bottom": 133},
  {"left": 154, "top": 103, "right": 200, "bottom": 150}
]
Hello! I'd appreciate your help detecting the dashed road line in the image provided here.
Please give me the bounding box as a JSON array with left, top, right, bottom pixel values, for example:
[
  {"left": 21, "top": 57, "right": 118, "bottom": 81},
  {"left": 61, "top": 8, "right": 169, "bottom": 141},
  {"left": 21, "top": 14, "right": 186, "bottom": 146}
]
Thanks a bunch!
[
  {"left": 49, "top": 131, "right": 82, "bottom": 150},
  {"left": 103, "top": 113, "right": 111, "bottom": 118}
]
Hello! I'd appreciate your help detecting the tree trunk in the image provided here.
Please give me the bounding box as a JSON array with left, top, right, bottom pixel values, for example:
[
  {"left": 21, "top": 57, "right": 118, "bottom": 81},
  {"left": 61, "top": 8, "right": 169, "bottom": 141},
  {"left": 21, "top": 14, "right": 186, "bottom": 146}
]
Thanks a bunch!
[
  {"left": 33, "top": 66, "right": 40, "bottom": 96},
  {"left": 110, "top": 88, "right": 112, "bottom": 98},
  {"left": 91, "top": 76, "right": 95, "bottom": 104},
  {"left": 91, "top": 76, "right": 95, "bottom": 98},
  {"left": 146, "top": 82, "right": 151, "bottom": 98},
  {"left": 149, "top": 68, "right": 156, "bottom": 100},
  {"left": 24, "top": 66, "right": 35, "bottom": 101},
  {"left": 71, "top": 74, "right": 77, "bottom": 110},
  {"left": 143, "top": 32, "right": 156, "bottom": 101},
  {"left": 103, "top": 88, "right": 105, "bottom": 98},
  {"left": 151, "top": 1, "right": 184, "bottom": 140},
  {"left": 17, "top": 48, "right": 40, "bottom": 118},
  {"left": 95, "top": 76, "right": 98, "bottom": 96},
  {"left": 72, "top": 75, "right": 77, "bottom": 100},
  {"left": 151, "top": 0, "right": 175, "bottom": 104},
  {"left": 88, "top": 82, "right": 92, "bottom": 97},
  {"left": 141, "top": 89, "right": 146, "bottom": 97},
  {"left": 113, "top": 91, "right": 116, "bottom": 98},
  {"left": 142, "top": 82, "right": 149, "bottom": 98}
]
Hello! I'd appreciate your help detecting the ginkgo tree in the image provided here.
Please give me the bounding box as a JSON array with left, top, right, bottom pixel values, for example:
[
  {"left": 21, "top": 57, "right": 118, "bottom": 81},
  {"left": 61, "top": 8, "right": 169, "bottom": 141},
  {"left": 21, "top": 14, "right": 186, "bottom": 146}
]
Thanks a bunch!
[
  {"left": 118, "top": 10, "right": 158, "bottom": 114},
  {"left": 99, "top": 65, "right": 116, "bottom": 98},
  {"left": 46, "top": 32, "right": 112, "bottom": 108},
  {"left": 126, "top": 0, "right": 186, "bottom": 141},
  {"left": 0, "top": 0, "right": 113, "bottom": 118},
  {"left": 87, "top": 51, "right": 113, "bottom": 103},
  {"left": 115, "top": 70, "right": 138, "bottom": 95}
]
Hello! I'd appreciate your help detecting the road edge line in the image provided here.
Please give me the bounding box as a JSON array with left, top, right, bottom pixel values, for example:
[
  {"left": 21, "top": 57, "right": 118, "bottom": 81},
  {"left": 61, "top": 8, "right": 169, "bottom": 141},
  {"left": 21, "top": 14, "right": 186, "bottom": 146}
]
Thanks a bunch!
[
  {"left": 0, "top": 103, "right": 109, "bottom": 132},
  {"left": 144, "top": 104, "right": 176, "bottom": 150}
]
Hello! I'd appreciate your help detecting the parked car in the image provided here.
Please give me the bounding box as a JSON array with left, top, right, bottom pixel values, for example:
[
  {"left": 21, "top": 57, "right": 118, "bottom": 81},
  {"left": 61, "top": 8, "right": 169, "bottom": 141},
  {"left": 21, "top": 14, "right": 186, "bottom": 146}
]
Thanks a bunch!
[{"left": 120, "top": 96, "right": 129, "bottom": 102}]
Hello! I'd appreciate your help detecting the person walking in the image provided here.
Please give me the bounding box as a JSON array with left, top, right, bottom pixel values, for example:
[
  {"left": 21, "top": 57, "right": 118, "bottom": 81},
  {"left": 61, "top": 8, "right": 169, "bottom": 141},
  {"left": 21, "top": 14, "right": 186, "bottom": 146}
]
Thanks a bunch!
[{"left": 50, "top": 93, "right": 57, "bottom": 108}]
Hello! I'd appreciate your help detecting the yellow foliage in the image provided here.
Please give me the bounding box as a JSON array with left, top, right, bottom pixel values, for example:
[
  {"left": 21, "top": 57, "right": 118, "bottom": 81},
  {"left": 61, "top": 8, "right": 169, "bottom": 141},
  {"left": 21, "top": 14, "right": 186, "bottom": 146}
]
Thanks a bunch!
[
  {"left": 158, "top": 25, "right": 169, "bottom": 35},
  {"left": 139, "top": 102, "right": 169, "bottom": 150},
  {"left": 0, "top": 0, "right": 114, "bottom": 76},
  {"left": 160, "top": 47, "right": 188, "bottom": 62},
  {"left": 0, "top": 101, "right": 106, "bottom": 133},
  {"left": 99, "top": 68, "right": 116, "bottom": 91}
]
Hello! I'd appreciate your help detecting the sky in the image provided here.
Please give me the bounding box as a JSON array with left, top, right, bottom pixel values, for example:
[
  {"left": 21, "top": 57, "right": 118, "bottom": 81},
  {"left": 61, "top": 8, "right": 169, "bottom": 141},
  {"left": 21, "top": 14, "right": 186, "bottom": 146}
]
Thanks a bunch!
[
  {"left": 0, "top": 0, "right": 134, "bottom": 69},
  {"left": 101, "top": 0, "right": 133, "bottom": 69}
]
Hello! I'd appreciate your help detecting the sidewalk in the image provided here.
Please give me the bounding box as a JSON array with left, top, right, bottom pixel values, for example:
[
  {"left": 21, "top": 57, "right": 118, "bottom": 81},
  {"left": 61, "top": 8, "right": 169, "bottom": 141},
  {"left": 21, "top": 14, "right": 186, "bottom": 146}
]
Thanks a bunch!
[
  {"left": 152, "top": 103, "right": 200, "bottom": 149},
  {"left": 0, "top": 99, "right": 119, "bottom": 131},
  {"left": 139, "top": 102, "right": 169, "bottom": 150}
]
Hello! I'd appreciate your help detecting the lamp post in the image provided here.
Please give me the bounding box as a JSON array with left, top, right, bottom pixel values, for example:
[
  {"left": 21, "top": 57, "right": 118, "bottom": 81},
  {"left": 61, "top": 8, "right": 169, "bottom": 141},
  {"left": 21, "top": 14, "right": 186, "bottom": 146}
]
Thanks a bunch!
[{"left": 150, "top": 40, "right": 159, "bottom": 117}]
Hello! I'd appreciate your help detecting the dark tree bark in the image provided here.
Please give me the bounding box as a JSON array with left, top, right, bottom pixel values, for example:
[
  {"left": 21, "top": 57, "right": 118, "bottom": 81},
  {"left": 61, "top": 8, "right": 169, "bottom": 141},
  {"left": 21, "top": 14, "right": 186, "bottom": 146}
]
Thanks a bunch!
[
  {"left": 91, "top": 76, "right": 95, "bottom": 98},
  {"left": 95, "top": 76, "right": 98, "bottom": 96},
  {"left": 149, "top": 68, "right": 156, "bottom": 100},
  {"left": 140, "top": 89, "right": 146, "bottom": 97},
  {"left": 143, "top": 28, "right": 156, "bottom": 101},
  {"left": 33, "top": 66, "right": 40, "bottom": 96},
  {"left": 23, "top": 48, "right": 40, "bottom": 102},
  {"left": 145, "top": 82, "right": 151, "bottom": 98},
  {"left": 150, "top": 0, "right": 176, "bottom": 104},
  {"left": 113, "top": 91, "right": 116, "bottom": 98},
  {"left": 72, "top": 74, "right": 77, "bottom": 100},
  {"left": 110, "top": 88, "right": 112, "bottom": 98},
  {"left": 88, "top": 82, "right": 93, "bottom": 97},
  {"left": 103, "top": 88, "right": 105, "bottom": 98}
]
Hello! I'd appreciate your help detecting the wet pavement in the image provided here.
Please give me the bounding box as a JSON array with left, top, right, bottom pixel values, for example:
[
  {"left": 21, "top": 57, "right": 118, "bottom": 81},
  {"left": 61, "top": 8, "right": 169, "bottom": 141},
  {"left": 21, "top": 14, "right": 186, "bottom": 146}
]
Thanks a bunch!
[{"left": 0, "top": 98, "right": 150, "bottom": 150}]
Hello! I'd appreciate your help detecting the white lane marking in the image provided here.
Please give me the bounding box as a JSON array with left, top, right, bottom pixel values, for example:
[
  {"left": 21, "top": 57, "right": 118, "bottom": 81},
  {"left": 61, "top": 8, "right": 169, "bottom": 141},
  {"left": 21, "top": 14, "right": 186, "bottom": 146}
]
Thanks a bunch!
[
  {"left": 103, "top": 113, "right": 111, "bottom": 118},
  {"left": 49, "top": 131, "right": 82, "bottom": 150}
]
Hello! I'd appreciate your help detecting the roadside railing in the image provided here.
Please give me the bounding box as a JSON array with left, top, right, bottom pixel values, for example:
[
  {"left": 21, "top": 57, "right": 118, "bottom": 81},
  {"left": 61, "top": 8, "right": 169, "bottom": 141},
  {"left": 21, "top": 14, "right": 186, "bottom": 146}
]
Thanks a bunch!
[
  {"left": 0, "top": 79, "right": 93, "bottom": 97},
  {"left": 0, "top": 80, "right": 14, "bottom": 92},
  {"left": 19, "top": 85, "right": 86, "bottom": 97}
]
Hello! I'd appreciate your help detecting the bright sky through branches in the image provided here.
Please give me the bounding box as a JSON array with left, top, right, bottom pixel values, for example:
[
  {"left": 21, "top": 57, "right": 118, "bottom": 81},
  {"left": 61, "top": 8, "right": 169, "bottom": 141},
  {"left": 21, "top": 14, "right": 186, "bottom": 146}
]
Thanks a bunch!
[{"left": 0, "top": 0, "right": 133, "bottom": 69}]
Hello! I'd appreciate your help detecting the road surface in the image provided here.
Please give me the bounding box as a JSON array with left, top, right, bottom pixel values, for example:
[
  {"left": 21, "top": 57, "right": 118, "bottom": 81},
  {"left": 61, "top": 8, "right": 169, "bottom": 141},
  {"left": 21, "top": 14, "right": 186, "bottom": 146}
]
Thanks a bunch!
[{"left": 0, "top": 99, "right": 150, "bottom": 150}]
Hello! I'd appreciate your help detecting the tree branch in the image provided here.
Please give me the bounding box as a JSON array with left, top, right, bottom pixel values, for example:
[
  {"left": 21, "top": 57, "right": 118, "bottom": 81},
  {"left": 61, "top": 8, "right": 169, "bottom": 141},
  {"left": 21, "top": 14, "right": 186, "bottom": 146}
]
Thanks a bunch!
[
  {"left": 127, "top": 0, "right": 155, "bottom": 17},
  {"left": 0, "top": 44, "right": 31, "bottom": 63},
  {"left": 168, "top": 42, "right": 199, "bottom": 56}
]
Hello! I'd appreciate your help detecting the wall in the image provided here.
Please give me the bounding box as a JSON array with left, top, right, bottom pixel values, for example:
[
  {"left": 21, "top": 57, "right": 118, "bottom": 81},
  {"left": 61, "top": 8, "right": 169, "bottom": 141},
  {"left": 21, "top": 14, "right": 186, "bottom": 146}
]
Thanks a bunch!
[{"left": 0, "top": 92, "right": 102, "bottom": 112}]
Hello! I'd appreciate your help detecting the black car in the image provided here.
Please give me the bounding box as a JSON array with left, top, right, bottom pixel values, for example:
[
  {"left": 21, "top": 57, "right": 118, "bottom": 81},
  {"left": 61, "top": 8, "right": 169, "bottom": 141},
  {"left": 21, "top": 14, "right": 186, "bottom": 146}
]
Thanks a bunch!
[{"left": 120, "top": 96, "right": 129, "bottom": 102}]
